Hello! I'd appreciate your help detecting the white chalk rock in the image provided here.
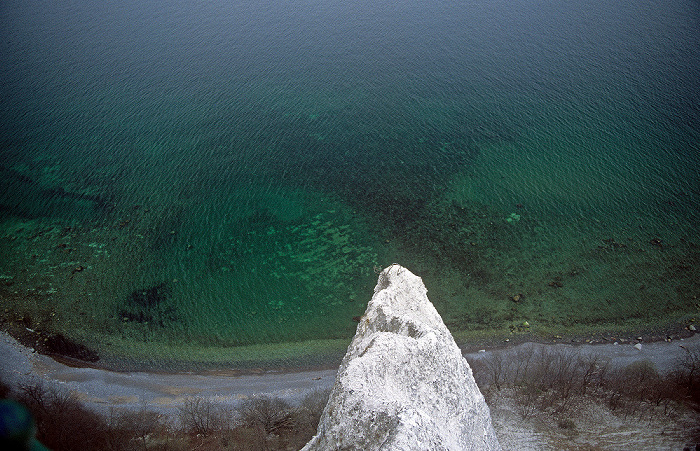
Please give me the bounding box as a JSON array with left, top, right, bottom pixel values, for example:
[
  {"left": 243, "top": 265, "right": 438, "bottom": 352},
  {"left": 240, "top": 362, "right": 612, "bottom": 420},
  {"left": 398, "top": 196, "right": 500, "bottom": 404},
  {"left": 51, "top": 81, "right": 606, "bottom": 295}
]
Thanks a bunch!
[{"left": 302, "top": 264, "right": 501, "bottom": 451}]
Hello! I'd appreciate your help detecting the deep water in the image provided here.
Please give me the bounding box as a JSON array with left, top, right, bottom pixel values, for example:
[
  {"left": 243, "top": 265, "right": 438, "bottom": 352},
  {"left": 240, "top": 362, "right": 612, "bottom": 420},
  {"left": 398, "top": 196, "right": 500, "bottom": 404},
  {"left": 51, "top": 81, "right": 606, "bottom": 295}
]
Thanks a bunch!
[{"left": 1, "top": 0, "right": 699, "bottom": 367}]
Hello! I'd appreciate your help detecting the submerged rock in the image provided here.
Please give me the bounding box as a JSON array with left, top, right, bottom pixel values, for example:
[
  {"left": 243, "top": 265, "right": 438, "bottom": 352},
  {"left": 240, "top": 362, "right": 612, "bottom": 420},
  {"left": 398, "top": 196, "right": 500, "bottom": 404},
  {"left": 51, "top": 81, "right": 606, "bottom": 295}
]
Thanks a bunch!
[{"left": 302, "top": 264, "right": 501, "bottom": 450}]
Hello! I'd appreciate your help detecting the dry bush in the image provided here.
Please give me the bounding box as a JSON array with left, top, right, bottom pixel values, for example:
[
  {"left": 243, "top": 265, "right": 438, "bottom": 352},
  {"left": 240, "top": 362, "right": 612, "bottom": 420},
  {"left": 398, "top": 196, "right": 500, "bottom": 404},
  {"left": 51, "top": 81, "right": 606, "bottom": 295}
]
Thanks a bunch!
[
  {"left": 3, "top": 379, "right": 171, "bottom": 451},
  {"left": 668, "top": 348, "right": 700, "bottom": 407},
  {"left": 605, "top": 359, "right": 661, "bottom": 418},
  {"left": 470, "top": 343, "right": 700, "bottom": 426},
  {"left": 111, "top": 403, "right": 168, "bottom": 450},
  {"left": 470, "top": 345, "right": 613, "bottom": 416},
  {"left": 178, "top": 396, "right": 227, "bottom": 436},
  {"left": 294, "top": 389, "right": 330, "bottom": 427},
  {"left": 481, "top": 350, "right": 506, "bottom": 391},
  {"left": 227, "top": 390, "right": 330, "bottom": 451},
  {"left": 224, "top": 426, "right": 270, "bottom": 450},
  {"left": 2, "top": 376, "right": 329, "bottom": 451},
  {"left": 287, "top": 389, "right": 331, "bottom": 448},
  {"left": 579, "top": 354, "right": 608, "bottom": 396},
  {"left": 240, "top": 396, "right": 295, "bottom": 436},
  {"left": 16, "top": 381, "right": 117, "bottom": 450}
]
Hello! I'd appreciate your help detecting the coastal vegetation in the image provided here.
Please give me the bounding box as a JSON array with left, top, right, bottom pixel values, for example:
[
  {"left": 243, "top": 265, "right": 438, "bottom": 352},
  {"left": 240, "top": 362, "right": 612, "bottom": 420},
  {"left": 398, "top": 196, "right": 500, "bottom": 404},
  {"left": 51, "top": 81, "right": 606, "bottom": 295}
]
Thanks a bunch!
[{"left": 2, "top": 347, "right": 698, "bottom": 450}]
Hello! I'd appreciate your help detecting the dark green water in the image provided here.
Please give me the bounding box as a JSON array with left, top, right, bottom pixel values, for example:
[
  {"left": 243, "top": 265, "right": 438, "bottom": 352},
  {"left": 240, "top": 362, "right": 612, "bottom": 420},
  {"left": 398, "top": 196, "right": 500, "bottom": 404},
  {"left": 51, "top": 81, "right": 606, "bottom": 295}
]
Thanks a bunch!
[{"left": 1, "top": 0, "right": 699, "bottom": 367}]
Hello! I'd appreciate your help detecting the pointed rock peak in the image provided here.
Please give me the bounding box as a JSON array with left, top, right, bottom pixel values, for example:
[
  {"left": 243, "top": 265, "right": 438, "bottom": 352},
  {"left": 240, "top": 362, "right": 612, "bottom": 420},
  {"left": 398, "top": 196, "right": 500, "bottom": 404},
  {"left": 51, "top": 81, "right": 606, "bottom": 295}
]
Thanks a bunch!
[{"left": 303, "top": 264, "right": 501, "bottom": 451}]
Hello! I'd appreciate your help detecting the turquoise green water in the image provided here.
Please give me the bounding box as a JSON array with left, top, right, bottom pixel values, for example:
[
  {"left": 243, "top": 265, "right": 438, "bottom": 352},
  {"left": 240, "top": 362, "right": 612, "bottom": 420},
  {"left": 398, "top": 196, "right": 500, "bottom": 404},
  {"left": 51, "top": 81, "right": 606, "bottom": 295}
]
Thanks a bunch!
[{"left": 1, "top": 0, "right": 698, "bottom": 367}]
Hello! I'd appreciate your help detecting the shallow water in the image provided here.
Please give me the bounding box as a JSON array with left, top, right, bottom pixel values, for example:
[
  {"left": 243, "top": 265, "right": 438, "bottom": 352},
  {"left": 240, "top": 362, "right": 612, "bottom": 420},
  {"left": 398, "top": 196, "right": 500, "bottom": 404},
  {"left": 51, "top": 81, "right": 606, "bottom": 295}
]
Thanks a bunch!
[{"left": 1, "top": 0, "right": 698, "bottom": 368}]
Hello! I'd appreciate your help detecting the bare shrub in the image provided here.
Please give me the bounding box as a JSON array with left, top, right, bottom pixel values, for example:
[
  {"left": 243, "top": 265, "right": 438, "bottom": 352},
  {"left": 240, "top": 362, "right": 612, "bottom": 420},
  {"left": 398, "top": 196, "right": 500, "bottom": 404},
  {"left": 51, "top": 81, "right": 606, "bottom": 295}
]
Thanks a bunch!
[
  {"left": 557, "top": 418, "right": 576, "bottom": 430},
  {"left": 16, "top": 381, "right": 115, "bottom": 450},
  {"left": 514, "top": 383, "right": 543, "bottom": 420},
  {"left": 473, "top": 343, "right": 700, "bottom": 426},
  {"left": 471, "top": 345, "right": 641, "bottom": 419},
  {"left": 226, "top": 426, "right": 269, "bottom": 450},
  {"left": 178, "top": 396, "right": 224, "bottom": 436},
  {"left": 466, "top": 356, "right": 492, "bottom": 396},
  {"left": 286, "top": 389, "right": 331, "bottom": 448},
  {"left": 240, "top": 396, "right": 295, "bottom": 436},
  {"left": 669, "top": 348, "right": 700, "bottom": 407},
  {"left": 579, "top": 354, "right": 608, "bottom": 396},
  {"left": 2, "top": 377, "right": 332, "bottom": 451},
  {"left": 475, "top": 350, "right": 507, "bottom": 391},
  {"left": 604, "top": 359, "right": 662, "bottom": 418},
  {"left": 111, "top": 402, "right": 167, "bottom": 450},
  {"left": 511, "top": 346, "right": 536, "bottom": 386}
]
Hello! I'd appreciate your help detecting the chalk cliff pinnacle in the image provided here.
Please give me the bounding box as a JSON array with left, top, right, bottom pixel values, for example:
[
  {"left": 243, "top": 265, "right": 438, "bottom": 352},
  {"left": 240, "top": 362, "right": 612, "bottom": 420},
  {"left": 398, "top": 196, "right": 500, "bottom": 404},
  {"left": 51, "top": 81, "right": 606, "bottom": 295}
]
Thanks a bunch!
[{"left": 302, "top": 264, "right": 501, "bottom": 450}]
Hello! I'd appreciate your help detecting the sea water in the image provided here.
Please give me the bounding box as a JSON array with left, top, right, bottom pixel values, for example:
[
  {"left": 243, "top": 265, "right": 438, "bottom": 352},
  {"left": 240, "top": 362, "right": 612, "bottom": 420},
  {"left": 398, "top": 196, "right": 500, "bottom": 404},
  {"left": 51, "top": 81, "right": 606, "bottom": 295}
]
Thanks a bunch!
[{"left": 1, "top": 0, "right": 698, "bottom": 368}]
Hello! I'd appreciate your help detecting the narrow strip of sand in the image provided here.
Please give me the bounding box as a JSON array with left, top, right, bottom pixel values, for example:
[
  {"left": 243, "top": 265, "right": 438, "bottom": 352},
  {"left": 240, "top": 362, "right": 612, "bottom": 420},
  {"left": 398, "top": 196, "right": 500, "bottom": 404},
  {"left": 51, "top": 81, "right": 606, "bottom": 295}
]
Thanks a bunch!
[
  {"left": 2, "top": 331, "right": 698, "bottom": 419},
  {"left": 0, "top": 332, "right": 336, "bottom": 417}
]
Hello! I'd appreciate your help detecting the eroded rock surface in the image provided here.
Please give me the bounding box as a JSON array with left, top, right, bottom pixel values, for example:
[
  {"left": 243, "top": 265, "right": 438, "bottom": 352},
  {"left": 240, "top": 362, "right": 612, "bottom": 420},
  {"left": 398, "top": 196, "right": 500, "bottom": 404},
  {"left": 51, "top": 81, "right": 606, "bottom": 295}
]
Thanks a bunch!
[{"left": 302, "top": 264, "right": 501, "bottom": 450}]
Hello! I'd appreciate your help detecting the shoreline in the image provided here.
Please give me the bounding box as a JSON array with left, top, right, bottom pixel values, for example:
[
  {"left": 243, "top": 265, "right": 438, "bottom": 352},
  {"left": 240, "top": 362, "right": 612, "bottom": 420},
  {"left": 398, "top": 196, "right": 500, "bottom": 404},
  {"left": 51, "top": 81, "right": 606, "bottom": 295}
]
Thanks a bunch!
[
  {"left": 0, "top": 331, "right": 338, "bottom": 419},
  {"left": 2, "top": 327, "right": 698, "bottom": 419},
  {"left": 3, "top": 315, "right": 697, "bottom": 374},
  {"left": 456, "top": 319, "right": 699, "bottom": 354}
]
